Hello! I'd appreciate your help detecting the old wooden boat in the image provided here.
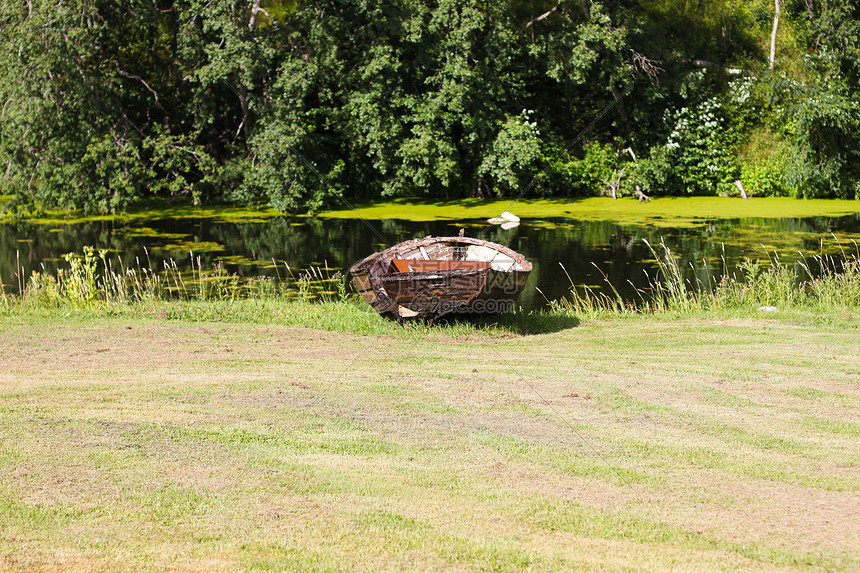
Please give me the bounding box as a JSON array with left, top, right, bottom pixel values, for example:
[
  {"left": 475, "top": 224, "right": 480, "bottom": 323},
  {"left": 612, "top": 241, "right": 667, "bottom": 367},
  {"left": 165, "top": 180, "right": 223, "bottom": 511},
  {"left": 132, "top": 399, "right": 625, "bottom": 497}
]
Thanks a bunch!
[{"left": 349, "top": 234, "right": 532, "bottom": 321}]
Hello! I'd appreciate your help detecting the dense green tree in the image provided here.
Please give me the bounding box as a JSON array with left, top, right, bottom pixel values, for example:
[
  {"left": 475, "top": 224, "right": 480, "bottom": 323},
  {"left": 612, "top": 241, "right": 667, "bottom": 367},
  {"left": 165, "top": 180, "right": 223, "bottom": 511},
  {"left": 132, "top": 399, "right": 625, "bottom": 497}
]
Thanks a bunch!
[
  {"left": 1, "top": 0, "right": 859, "bottom": 213},
  {"left": 0, "top": 1, "right": 219, "bottom": 211},
  {"left": 241, "top": 0, "right": 635, "bottom": 210}
]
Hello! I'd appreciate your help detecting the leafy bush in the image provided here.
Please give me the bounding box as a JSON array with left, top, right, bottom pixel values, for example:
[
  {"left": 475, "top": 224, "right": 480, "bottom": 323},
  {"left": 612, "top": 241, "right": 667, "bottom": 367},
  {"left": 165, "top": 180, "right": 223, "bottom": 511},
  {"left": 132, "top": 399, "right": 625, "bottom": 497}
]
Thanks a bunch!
[
  {"left": 634, "top": 99, "right": 738, "bottom": 196},
  {"left": 779, "top": 81, "right": 860, "bottom": 198},
  {"left": 477, "top": 111, "right": 543, "bottom": 196},
  {"left": 547, "top": 141, "right": 618, "bottom": 197},
  {"left": 739, "top": 156, "right": 788, "bottom": 197}
]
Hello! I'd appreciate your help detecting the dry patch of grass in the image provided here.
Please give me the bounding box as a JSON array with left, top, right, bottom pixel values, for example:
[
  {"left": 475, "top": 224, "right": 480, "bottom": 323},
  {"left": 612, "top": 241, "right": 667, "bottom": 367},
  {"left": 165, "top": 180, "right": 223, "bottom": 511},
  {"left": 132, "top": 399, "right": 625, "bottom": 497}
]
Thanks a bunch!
[{"left": 0, "top": 315, "right": 858, "bottom": 571}]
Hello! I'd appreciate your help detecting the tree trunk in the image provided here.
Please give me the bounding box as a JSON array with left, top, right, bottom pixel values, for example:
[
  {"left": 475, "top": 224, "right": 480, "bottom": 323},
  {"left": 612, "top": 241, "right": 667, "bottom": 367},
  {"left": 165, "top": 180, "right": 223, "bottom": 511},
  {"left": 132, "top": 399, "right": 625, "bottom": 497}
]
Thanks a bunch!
[
  {"left": 770, "top": 0, "right": 780, "bottom": 69},
  {"left": 602, "top": 167, "right": 625, "bottom": 200},
  {"left": 249, "top": 0, "right": 264, "bottom": 30}
]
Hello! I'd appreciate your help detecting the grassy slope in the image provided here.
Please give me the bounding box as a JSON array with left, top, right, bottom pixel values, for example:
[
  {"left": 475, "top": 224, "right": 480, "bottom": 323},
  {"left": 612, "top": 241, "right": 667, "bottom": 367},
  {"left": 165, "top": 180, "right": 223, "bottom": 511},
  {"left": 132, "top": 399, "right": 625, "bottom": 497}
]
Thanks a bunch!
[{"left": 0, "top": 311, "right": 858, "bottom": 571}]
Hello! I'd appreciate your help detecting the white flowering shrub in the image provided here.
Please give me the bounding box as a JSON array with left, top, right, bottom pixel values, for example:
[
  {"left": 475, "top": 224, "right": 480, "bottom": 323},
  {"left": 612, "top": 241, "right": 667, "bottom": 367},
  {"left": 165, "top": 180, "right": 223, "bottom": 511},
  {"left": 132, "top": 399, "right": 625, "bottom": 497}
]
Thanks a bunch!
[{"left": 634, "top": 99, "right": 738, "bottom": 196}]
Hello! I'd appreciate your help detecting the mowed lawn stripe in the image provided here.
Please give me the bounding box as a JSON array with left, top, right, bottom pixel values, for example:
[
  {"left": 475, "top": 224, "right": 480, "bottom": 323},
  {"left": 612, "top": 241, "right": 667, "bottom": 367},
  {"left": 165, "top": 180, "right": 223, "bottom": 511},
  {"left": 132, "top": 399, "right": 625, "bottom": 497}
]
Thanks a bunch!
[{"left": 0, "top": 315, "right": 857, "bottom": 571}]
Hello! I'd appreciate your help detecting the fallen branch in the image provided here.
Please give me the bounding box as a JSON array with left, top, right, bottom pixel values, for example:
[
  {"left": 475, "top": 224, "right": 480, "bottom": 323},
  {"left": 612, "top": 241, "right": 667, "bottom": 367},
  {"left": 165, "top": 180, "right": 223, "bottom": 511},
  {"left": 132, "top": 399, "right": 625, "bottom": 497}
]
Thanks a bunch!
[{"left": 634, "top": 185, "right": 652, "bottom": 203}]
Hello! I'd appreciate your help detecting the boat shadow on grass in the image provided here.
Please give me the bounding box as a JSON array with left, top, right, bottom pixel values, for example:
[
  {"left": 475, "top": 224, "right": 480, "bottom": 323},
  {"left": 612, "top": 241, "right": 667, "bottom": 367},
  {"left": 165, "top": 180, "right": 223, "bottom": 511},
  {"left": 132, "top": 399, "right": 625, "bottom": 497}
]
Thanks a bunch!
[{"left": 431, "top": 311, "right": 580, "bottom": 336}]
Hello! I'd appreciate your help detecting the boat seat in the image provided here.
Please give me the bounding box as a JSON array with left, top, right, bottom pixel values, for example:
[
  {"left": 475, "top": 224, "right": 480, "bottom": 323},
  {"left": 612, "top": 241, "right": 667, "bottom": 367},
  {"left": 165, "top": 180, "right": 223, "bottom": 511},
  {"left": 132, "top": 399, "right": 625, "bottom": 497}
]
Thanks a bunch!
[{"left": 389, "top": 259, "right": 492, "bottom": 273}]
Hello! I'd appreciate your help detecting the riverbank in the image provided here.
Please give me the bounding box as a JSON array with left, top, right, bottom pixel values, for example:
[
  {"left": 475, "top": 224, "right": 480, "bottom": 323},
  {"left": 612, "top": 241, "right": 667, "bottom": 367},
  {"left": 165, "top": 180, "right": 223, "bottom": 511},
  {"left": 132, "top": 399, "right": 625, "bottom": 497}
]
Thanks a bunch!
[{"left": 1, "top": 310, "right": 858, "bottom": 571}]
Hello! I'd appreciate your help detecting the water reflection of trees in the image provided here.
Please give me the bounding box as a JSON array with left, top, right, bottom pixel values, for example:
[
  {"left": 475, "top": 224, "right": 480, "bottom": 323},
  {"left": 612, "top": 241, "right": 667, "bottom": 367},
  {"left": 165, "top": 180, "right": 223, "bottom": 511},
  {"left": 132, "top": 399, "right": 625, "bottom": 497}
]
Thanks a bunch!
[
  {"left": 1, "top": 219, "right": 139, "bottom": 289},
  {"left": 2, "top": 213, "right": 859, "bottom": 307}
]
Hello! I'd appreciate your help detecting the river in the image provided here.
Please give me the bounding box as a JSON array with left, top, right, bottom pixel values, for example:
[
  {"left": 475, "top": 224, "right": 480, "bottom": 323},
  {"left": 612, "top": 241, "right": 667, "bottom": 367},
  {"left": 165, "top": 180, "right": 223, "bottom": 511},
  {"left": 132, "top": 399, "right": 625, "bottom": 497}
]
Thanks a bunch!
[{"left": 2, "top": 197, "right": 860, "bottom": 309}]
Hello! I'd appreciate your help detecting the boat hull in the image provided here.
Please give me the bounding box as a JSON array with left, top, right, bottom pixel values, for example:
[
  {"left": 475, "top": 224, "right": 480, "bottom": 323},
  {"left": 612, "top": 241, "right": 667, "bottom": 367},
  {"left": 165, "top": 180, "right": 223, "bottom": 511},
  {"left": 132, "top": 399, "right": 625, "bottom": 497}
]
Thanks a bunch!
[{"left": 349, "top": 235, "right": 532, "bottom": 321}]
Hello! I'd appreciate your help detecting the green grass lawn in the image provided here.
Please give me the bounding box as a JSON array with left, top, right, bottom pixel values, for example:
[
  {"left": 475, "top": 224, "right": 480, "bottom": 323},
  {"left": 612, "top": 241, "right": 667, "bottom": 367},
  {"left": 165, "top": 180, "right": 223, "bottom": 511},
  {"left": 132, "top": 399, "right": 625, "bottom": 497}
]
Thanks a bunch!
[{"left": 1, "top": 309, "right": 858, "bottom": 571}]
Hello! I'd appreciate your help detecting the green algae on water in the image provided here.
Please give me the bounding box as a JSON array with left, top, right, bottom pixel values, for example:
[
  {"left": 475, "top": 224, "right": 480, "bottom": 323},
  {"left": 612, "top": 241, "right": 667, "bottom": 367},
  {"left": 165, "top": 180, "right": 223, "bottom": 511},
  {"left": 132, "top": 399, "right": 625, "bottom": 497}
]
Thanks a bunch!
[
  {"left": 314, "top": 197, "right": 860, "bottom": 227},
  {"left": 6, "top": 196, "right": 860, "bottom": 229},
  {"left": 21, "top": 203, "right": 282, "bottom": 226},
  {"left": 162, "top": 240, "right": 225, "bottom": 254},
  {"left": 124, "top": 227, "right": 188, "bottom": 240}
]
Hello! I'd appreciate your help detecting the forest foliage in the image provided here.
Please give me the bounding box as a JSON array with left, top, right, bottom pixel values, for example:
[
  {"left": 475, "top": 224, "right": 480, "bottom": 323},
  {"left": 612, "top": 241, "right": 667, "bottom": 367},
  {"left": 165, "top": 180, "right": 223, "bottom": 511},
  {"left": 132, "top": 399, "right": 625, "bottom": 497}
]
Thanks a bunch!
[{"left": 1, "top": 0, "right": 859, "bottom": 214}]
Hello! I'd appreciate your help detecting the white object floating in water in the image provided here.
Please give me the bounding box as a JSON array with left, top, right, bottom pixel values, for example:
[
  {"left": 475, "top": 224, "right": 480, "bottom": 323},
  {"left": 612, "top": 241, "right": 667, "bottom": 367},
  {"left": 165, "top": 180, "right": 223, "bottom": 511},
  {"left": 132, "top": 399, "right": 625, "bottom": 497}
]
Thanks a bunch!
[{"left": 488, "top": 211, "right": 520, "bottom": 227}]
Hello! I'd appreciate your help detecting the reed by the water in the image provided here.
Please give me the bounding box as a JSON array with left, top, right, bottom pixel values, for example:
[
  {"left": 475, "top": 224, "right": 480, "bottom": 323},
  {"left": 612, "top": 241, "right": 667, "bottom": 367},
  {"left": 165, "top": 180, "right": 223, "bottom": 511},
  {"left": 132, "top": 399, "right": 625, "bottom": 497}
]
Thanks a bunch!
[
  {"left": 1, "top": 246, "right": 344, "bottom": 309},
  {"left": 553, "top": 237, "right": 860, "bottom": 317},
  {"left": 3, "top": 239, "right": 859, "bottom": 320}
]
